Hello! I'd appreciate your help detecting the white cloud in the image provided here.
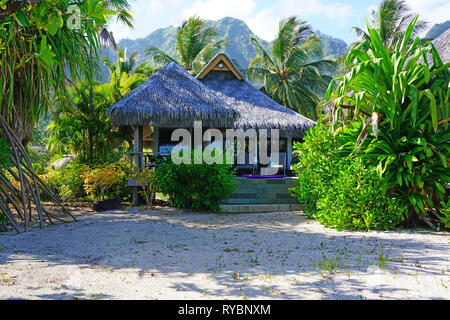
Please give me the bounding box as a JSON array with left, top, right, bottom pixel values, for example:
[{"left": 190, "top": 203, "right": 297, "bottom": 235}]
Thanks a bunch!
[
  {"left": 363, "top": 0, "right": 450, "bottom": 36},
  {"left": 146, "top": 0, "right": 164, "bottom": 13},
  {"left": 405, "top": 0, "right": 450, "bottom": 26},
  {"left": 182, "top": 0, "right": 257, "bottom": 21},
  {"left": 278, "top": 0, "right": 354, "bottom": 27},
  {"left": 180, "top": 0, "right": 356, "bottom": 42},
  {"left": 246, "top": 9, "right": 279, "bottom": 41}
]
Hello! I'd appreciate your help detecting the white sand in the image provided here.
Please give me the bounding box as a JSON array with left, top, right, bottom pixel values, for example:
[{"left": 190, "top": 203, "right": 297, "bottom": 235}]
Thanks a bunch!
[{"left": 0, "top": 208, "right": 449, "bottom": 300}]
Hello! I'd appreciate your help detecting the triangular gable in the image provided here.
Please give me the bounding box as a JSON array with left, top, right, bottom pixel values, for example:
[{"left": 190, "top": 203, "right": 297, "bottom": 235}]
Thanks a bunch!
[{"left": 196, "top": 53, "right": 243, "bottom": 80}]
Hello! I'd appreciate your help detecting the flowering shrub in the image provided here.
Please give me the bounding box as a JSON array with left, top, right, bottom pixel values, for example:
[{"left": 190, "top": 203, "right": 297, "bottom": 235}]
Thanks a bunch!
[
  {"left": 82, "top": 164, "right": 125, "bottom": 200},
  {"left": 132, "top": 167, "right": 158, "bottom": 207}
]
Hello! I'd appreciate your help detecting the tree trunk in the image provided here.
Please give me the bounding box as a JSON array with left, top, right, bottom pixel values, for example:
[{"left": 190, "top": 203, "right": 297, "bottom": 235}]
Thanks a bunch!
[
  {"left": 0, "top": 114, "right": 75, "bottom": 233},
  {"left": 88, "top": 85, "right": 94, "bottom": 163}
]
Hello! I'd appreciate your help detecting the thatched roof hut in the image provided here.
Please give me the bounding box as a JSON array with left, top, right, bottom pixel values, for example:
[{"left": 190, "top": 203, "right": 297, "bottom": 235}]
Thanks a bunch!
[
  {"left": 198, "top": 56, "right": 315, "bottom": 137},
  {"left": 108, "top": 53, "right": 315, "bottom": 138},
  {"left": 108, "top": 62, "right": 238, "bottom": 127}
]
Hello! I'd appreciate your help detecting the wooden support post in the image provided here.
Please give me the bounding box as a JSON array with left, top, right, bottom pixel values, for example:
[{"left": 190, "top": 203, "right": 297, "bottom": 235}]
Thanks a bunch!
[
  {"left": 153, "top": 126, "right": 159, "bottom": 155},
  {"left": 133, "top": 125, "right": 143, "bottom": 206},
  {"left": 287, "top": 137, "right": 292, "bottom": 168}
]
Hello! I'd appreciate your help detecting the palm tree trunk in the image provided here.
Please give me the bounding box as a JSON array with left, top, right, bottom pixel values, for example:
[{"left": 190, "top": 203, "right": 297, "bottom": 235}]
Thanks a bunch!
[{"left": 89, "top": 84, "right": 94, "bottom": 163}]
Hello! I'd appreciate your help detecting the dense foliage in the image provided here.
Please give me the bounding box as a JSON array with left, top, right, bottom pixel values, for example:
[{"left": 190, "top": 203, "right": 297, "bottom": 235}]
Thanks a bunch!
[
  {"left": 0, "top": 134, "right": 9, "bottom": 171},
  {"left": 47, "top": 81, "right": 126, "bottom": 165},
  {"left": 43, "top": 161, "right": 129, "bottom": 202},
  {"left": 326, "top": 17, "right": 449, "bottom": 228},
  {"left": 155, "top": 152, "right": 236, "bottom": 212},
  {"left": 291, "top": 124, "right": 406, "bottom": 231},
  {"left": 81, "top": 163, "right": 126, "bottom": 201},
  {"left": 0, "top": 0, "right": 131, "bottom": 143},
  {"left": 44, "top": 163, "right": 88, "bottom": 202}
]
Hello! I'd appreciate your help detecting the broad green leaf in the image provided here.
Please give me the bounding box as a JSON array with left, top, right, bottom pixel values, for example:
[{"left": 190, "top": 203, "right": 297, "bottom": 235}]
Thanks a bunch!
[
  {"left": 424, "top": 89, "right": 437, "bottom": 131},
  {"left": 47, "top": 14, "right": 63, "bottom": 36},
  {"left": 437, "top": 152, "right": 447, "bottom": 168},
  {"left": 400, "top": 15, "right": 418, "bottom": 52},
  {"left": 409, "top": 85, "right": 419, "bottom": 126}
]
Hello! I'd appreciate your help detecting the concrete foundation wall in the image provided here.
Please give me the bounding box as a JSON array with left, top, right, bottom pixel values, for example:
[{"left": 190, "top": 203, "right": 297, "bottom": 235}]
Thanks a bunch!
[{"left": 221, "top": 177, "right": 299, "bottom": 205}]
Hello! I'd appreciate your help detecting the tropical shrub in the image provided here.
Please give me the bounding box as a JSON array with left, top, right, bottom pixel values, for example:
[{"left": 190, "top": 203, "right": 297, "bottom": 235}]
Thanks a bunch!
[
  {"left": 82, "top": 163, "right": 126, "bottom": 201},
  {"left": 326, "top": 17, "right": 449, "bottom": 228},
  {"left": 133, "top": 167, "right": 159, "bottom": 207},
  {"left": 289, "top": 123, "right": 340, "bottom": 215},
  {"left": 155, "top": 152, "right": 236, "bottom": 212},
  {"left": 27, "top": 146, "right": 51, "bottom": 174},
  {"left": 291, "top": 123, "right": 406, "bottom": 231},
  {"left": 44, "top": 163, "right": 88, "bottom": 202}
]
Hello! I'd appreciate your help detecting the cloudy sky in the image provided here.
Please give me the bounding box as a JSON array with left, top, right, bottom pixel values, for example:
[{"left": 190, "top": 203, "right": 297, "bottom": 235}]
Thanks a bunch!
[{"left": 108, "top": 0, "right": 450, "bottom": 44}]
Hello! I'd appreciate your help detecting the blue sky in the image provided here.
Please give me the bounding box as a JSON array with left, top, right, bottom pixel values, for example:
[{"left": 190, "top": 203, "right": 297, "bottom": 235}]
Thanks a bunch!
[{"left": 108, "top": 0, "right": 450, "bottom": 44}]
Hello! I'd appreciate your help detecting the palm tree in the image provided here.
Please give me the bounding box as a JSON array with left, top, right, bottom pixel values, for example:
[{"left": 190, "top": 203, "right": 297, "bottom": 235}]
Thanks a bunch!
[
  {"left": 48, "top": 81, "right": 125, "bottom": 164},
  {"left": 104, "top": 47, "right": 154, "bottom": 78},
  {"left": 86, "top": 0, "right": 135, "bottom": 163},
  {"left": 101, "top": 47, "right": 152, "bottom": 102},
  {"left": 145, "top": 16, "right": 225, "bottom": 75},
  {"left": 352, "top": 0, "right": 428, "bottom": 50},
  {"left": 246, "top": 17, "right": 335, "bottom": 120}
]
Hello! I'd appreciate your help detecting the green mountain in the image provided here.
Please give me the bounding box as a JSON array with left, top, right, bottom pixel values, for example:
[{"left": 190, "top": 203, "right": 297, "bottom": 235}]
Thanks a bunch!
[
  {"left": 316, "top": 30, "right": 348, "bottom": 60},
  {"left": 425, "top": 20, "right": 450, "bottom": 39},
  {"left": 110, "top": 17, "right": 347, "bottom": 72},
  {"left": 115, "top": 17, "right": 270, "bottom": 70}
]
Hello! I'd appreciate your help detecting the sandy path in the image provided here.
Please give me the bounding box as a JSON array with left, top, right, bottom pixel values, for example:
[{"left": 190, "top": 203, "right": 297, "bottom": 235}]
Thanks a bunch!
[{"left": 0, "top": 207, "right": 449, "bottom": 300}]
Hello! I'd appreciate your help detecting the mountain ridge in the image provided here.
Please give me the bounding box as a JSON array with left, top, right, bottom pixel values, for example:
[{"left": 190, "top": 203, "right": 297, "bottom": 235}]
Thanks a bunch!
[{"left": 113, "top": 16, "right": 348, "bottom": 69}]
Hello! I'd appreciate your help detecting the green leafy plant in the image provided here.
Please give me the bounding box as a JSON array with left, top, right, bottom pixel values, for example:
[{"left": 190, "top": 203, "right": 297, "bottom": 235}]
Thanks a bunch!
[
  {"left": 82, "top": 164, "right": 125, "bottom": 201},
  {"left": 44, "top": 163, "right": 88, "bottom": 202},
  {"left": 133, "top": 167, "right": 159, "bottom": 207},
  {"left": 291, "top": 123, "right": 406, "bottom": 231},
  {"left": 326, "top": 16, "right": 449, "bottom": 228},
  {"left": 155, "top": 151, "right": 236, "bottom": 212}
]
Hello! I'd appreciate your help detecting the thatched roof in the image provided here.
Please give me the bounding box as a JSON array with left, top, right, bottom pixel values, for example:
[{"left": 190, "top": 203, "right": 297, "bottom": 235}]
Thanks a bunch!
[
  {"left": 108, "top": 62, "right": 238, "bottom": 127},
  {"left": 108, "top": 54, "right": 315, "bottom": 138},
  {"left": 427, "top": 28, "right": 450, "bottom": 64},
  {"left": 411, "top": 28, "right": 450, "bottom": 65},
  {"left": 199, "top": 69, "right": 315, "bottom": 138}
]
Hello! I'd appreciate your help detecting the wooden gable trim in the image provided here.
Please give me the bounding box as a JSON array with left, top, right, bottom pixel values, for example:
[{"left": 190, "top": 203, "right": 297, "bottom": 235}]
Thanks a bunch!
[{"left": 197, "top": 54, "right": 243, "bottom": 80}]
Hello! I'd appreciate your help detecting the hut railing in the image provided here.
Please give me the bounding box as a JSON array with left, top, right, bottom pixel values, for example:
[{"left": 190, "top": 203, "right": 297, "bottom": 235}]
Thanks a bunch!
[{"left": 127, "top": 152, "right": 169, "bottom": 175}]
